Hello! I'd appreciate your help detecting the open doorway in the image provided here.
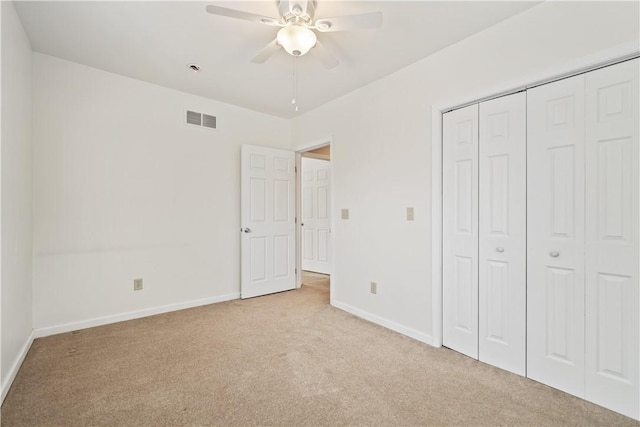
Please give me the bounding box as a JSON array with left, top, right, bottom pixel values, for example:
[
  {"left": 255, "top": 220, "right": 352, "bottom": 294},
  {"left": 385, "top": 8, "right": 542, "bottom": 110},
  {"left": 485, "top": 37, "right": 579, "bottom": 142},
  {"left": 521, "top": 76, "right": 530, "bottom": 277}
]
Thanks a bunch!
[{"left": 296, "top": 143, "right": 331, "bottom": 295}]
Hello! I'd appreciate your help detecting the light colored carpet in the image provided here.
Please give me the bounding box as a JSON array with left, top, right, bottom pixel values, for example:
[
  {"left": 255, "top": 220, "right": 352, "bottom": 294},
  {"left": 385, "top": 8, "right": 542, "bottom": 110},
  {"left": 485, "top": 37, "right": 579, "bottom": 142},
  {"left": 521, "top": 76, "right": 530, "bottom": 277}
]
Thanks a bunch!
[
  {"left": 2, "top": 278, "right": 638, "bottom": 426},
  {"left": 301, "top": 270, "right": 330, "bottom": 289}
]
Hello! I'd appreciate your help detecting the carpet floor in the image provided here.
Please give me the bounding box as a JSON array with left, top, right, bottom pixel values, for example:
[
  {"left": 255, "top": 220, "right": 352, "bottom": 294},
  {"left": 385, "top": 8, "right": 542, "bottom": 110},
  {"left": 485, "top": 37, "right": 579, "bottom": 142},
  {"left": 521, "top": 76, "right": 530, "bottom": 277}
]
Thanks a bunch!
[{"left": 2, "top": 273, "right": 638, "bottom": 426}]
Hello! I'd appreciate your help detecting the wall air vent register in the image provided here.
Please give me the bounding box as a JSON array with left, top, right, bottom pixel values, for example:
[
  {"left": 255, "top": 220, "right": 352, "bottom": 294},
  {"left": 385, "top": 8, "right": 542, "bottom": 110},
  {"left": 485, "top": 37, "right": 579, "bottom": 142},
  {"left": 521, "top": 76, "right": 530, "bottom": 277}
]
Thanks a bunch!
[{"left": 186, "top": 110, "right": 217, "bottom": 129}]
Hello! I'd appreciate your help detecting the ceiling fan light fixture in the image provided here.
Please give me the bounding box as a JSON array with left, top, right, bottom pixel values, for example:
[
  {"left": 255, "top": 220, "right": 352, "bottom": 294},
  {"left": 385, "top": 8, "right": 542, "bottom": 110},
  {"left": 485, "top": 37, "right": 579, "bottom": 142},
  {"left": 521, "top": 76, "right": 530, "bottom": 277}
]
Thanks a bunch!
[
  {"left": 277, "top": 25, "right": 317, "bottom": 56},
  {"left": 316, "top": 21, "right": 331, "bottom": 30}
]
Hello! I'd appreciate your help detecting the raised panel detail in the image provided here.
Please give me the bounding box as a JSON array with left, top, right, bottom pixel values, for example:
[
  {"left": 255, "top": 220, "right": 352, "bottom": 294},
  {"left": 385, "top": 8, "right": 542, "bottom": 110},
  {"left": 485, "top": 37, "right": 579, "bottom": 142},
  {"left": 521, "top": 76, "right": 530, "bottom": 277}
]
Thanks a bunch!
[
  {"left": 273, "top": 235, "right": 289, "bottom": 278},
  {"left": 596, "top": 273, "right": 631, "bottom": 382},
  {"left": 455, "top": 256, "right": 473, "bottom": 333},
  {"left": 250, "top": 178, "right": 266, "bottom": 222},
  {"left": 598, "top": 82, "right": 632, "bottom": 122},
  {"left": 303, "top": 229, "right": 313, "bottom": 260},
  {"left": 546, "top": 267, "right": 575, "bottom": 363},
  {"left": 250, "top": 237, "right": 267, "bottom": 282},
  {"left": 456, "top": 120, "right": 473, "bottom": 145},
  {"left": 318, "top": 229, "right": 329, "bottom": 262},
  {"left": 598, "top": 138, "right": 632, "bottom": 241},
  {"left": 273, "top": 157, "right": 289, "bottom": 172},
  {"left": 317, "top": 187, "right": 329, "bottom": 219},
  {"left": 489, "top": 155, "right": 509, "bottom": 235},
  {"left": 273, "top": 180, "right": 289, "bottom": 222},
  {"left": 455, "top": 159, "right": 473, "bottom": 234},
  {"left": 548, "top": 146, "right": 575, "bottom": 238},
  {"left": 303, "top": 188, "right": 313, "bottom": 219},
  {"left": 546, "top": 96, "right": 575, "bottom": 129},
  {"left": 317, "top": 170, "right": 328, "bottom": 181},
  {"left": 250, "top": 154, "right": 266, "bottom": 170},
  {"left": 488, "top": 111, "right": 509, "bottom": 139},
  {"left": 303, "top": 171, "right": 313, "bottom": 182},
  {"left": 487, "top": 260, "right": 509, "bottom": 344}
]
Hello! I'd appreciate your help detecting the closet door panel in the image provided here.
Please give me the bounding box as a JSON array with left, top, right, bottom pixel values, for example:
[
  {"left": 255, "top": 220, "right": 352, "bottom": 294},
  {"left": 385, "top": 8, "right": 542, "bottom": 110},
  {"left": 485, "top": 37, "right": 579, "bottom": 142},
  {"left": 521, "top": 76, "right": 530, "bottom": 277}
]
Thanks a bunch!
[
  {"left": 479, "top": 92, "right": 526, "bottom": 376},
  {"left": 527, "top": 74, "right": 586, "bottom": 397},
  {"left": 585, "top": 58, "right": 639, "bottom": 419},
  {"left": 443, "top": 104, "right": 479, "bottom": 359}
]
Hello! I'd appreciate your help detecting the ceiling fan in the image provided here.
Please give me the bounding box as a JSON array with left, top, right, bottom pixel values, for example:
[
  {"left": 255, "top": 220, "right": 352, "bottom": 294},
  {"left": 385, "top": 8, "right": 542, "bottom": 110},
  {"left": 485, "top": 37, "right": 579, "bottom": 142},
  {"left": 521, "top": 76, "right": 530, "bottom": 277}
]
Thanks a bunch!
[{"left": 205, "top": 1, "right": 383, "bottom": 69}]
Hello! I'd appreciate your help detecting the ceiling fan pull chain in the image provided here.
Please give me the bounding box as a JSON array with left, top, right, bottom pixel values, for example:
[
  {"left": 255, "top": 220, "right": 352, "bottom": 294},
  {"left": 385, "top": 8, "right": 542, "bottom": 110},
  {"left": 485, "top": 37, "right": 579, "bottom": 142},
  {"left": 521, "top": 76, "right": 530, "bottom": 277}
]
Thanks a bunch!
[{"left": 292, "top": 57, "right": 299, "bottom": 111}]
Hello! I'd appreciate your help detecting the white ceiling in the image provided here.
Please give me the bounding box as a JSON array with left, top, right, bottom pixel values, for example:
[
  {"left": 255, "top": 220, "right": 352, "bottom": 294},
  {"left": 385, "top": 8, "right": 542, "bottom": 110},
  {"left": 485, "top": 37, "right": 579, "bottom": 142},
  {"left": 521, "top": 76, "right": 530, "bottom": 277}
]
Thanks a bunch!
[{"left": 14, "top": 1, "right": 539, "bottom": 118}]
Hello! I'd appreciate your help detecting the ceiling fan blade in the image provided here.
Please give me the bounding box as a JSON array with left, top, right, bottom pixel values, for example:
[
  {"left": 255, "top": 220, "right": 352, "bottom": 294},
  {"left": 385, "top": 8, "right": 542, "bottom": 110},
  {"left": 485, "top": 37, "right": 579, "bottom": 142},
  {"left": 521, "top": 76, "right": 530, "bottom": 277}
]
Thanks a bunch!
[
  {"left": 314, "top": 11, "right": 382, "bottom": 32},
  {"left": 312, "top": 40, "right": 339, "bottom": 69},
  {"left": 251, "top": 39, "right": 281, "bottom": 64},
  {"left": 206, "top": 5, "right": 281, "bottom": 26}
]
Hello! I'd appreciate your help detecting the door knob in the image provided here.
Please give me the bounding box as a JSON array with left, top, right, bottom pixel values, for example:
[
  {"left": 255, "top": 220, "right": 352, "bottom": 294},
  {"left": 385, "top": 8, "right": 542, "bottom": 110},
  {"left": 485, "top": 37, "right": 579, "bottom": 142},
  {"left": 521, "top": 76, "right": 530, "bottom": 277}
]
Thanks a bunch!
[
  {"left": 549, "top": 251, "right": 559, "bottom": 257},
  {"left": 243, "top": 228, "right": 252, "bottom": 233},
  {"left": 496, "top": 247, "right": 504, "bottom": 253},
  {"left": 301, "top": 223, "right": 304, "bottom": 226}
]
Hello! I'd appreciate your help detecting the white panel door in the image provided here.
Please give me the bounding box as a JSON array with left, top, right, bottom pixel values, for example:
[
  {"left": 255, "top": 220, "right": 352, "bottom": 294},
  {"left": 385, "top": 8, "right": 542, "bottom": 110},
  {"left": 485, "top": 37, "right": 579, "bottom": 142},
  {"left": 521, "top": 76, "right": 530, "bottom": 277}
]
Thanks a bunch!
[
  {"left": 241, "top": 145, "right": 296, "bottom": 299},
  {"left": 584, "top": 58, "right": 639, "bottom": 419},
  {"left": 478, "top": 92, "right": 527, "bottom": 376},
  {"left": 301, "top": 157, "right": 332, "bottom": 274},
  {"left": 527, "top": 74, "right": 586, "bottom": 397},
  {"left": 443, "top": 104, "right": 479, "bottom": 359}
]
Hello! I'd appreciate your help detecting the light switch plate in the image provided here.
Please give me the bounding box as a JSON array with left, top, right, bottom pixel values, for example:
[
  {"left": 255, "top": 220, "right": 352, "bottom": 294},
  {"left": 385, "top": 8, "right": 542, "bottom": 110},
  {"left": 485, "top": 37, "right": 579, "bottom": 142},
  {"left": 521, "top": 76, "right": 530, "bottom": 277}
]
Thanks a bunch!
[
  {"left": 341, "top": 209, "right": 349, "bottom": 220},
  {"left": 407, "top": 207, "right": 415, "bottom": 221},
  {"left": 370, "top": 282, "right": 377, "bottom": 294}
]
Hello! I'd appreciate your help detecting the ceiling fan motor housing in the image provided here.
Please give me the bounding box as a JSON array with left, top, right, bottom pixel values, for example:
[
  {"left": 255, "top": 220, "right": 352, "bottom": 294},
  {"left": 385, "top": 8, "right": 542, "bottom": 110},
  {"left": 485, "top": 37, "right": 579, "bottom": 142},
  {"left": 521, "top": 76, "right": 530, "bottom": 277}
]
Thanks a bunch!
[{"left": 278, "top": 0, "right": 316, "bottom": 24}]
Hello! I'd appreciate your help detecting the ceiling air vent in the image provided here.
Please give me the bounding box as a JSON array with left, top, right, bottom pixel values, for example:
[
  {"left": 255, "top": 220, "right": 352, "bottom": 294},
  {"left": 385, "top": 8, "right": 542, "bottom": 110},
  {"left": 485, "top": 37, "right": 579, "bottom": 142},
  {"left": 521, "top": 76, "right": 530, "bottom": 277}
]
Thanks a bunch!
[{"left": 186, "top": 110, "right": 217, "bottom": 130}]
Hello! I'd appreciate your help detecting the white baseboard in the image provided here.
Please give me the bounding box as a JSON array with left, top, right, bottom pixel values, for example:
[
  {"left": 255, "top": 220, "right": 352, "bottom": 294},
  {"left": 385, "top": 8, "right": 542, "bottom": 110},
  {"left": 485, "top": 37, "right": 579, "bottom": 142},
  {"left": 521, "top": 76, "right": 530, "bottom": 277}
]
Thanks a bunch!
[
  {"left": 330, "top": 299, "right": 433, "bottom": 346},
  {"left": 33, "top": 293, "right": 239, "bottom": 339},
  {"left": 1, "top": 330, "right": 35, "bottom": 404}
]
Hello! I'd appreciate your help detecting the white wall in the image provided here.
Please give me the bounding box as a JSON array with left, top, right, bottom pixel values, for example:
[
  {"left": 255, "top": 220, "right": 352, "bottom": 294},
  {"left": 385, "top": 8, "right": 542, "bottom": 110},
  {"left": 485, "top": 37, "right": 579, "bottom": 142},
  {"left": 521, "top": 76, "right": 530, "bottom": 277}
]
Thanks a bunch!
[
  {"left": 292, "top": 1, "right": 640, "bottom": 342},
  {"left": 32, "top": 54, "right": 291, "bottom": 331},
  {"left": 1, "top": 1, "right": 33, "bottom": 398}
]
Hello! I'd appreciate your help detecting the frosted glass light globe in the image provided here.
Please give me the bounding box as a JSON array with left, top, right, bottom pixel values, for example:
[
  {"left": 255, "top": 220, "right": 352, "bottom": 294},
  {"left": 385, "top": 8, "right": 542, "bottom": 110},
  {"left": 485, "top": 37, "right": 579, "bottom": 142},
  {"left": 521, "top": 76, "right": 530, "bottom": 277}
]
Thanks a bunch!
[{"left": 277, "top": 25, "right": 317, "bottom": 56}]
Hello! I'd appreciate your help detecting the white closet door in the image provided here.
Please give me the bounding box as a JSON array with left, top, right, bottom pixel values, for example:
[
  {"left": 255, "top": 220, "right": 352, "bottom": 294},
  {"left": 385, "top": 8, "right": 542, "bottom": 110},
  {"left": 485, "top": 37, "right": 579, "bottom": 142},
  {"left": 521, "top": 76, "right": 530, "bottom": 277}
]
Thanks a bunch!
[
  {"left": 478, "top": 92, "right": 527, "bottom": 376},
  {"left": 443, "top": 104, "right": 479, "bottom": 359},
  {"left": 527, "top": 74, "right": 586, "bottom": 397},
  {"left": 584, "top": 58, "right": 639, "bottom": 419}
]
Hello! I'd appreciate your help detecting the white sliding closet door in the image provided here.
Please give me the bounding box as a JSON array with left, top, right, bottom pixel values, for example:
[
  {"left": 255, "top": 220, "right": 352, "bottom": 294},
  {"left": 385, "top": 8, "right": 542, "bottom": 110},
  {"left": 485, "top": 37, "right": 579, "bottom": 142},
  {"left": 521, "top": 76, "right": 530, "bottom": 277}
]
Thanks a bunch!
[
  {"left": 478, "top": 92, "right": 527, "bottom": 376},
  {"left": 443, "top": 104, "right": 479, "bottom": 359},
  {"left": 584, "top": 58, "right": 639, "bottom": 419},
  {"left": 527, "top": 74, "right": 586, "bottom": 397}
]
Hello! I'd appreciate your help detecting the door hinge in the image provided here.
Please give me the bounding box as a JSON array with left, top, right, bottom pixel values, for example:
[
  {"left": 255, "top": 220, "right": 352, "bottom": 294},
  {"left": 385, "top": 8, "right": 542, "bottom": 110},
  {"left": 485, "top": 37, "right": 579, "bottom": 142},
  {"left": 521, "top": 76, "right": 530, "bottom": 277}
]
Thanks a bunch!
[
  {"left": 295, "top": 217, "right": 297, "bottom": 224},
  {"left": 295, "top": 166, "right": 297, "bottom": 173}
]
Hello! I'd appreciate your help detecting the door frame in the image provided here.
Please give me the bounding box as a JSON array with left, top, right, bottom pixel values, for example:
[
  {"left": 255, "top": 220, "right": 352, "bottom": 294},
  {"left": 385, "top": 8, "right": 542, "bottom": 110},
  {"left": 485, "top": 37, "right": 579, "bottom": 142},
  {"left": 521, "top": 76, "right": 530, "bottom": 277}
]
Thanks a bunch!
[
  {"left": 430, "top": 42, "right": 639, "bottom": 348},
  {"left": 294, "top": 137, "right": 334, "bottom": 291}
]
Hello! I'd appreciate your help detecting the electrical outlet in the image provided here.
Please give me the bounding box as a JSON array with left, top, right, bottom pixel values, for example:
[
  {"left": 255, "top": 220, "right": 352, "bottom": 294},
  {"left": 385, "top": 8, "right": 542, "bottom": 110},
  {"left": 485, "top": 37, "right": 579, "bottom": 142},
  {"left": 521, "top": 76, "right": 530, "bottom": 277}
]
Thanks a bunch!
[
  {"left": 370, "top": 281, "right": 377, "bottom": 294},
  {"left": 133, "top": 278, "right": 143, "bottom": 291},
  {"left": 341, "top": 208, "right": 349, "bottom": 220}
]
